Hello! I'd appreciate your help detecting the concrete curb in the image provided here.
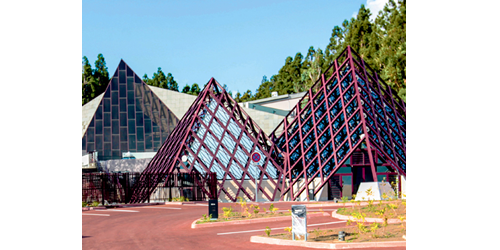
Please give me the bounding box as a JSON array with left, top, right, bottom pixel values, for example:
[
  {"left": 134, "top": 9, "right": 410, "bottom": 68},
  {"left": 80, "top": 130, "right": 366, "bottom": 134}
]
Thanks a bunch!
[
  {"left": 82, "top": 202, "right": 165, "bottom": 211},
  {"left": 331, "top": 210, "right": 403, "bottom": 224},
  {"left": 250, "top": 236, "right": 406, "bottom": 249},
  {"left": 192, "top": 212, "right": 329, "bottom": 229},
  {"left": 305, "top": 202, "right": 368, "bottom": 208}
]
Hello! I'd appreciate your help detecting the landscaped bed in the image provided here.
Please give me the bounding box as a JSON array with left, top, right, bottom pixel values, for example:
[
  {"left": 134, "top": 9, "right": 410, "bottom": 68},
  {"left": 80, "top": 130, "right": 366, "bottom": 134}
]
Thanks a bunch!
[
  {"left": 265, "top": 198, "right": 406, "bottom": 244},
  {"left": 196, "top": 201, "right": 293, "bottom": 224},
  {"left": 264, "top": 223, "right": 405, "bottom": 243},
  {"left": 196, "top": 198, "right": 327, "bottom": 224}
]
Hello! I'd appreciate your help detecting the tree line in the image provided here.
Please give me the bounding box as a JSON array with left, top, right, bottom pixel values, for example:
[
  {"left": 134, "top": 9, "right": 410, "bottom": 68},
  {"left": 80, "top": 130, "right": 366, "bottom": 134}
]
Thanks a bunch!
[
  {"left": 83, "top": 0, "right": 405, "bottom": 105},
  {"left": 82, "top": 56, "right": 199, "bottom": 105},
  {"left": 235, "top": 0, "right": 406, "bottom": 103}
]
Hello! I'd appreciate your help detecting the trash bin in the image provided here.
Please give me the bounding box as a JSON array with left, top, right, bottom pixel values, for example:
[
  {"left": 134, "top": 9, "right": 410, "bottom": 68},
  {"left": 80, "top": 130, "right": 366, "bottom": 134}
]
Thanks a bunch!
[{"left": 208, "top": 199, "right": 218, "bottom": 220}]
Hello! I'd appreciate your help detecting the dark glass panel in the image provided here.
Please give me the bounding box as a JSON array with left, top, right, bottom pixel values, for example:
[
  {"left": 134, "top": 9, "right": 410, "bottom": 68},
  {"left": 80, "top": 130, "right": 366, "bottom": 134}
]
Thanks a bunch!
[
  {"left": 95, "top": 121, "right": 102, "bottom": 134},
  {"left": 104, "top": 128, "right": 111, "bottom": 142},
  {"left": 112, "top": 120, "right": 119, "bottom": 134},
  {"left": 112, "top": 106, "right": 119, "bottom": 119},
  {"left": 136, "top": 113, "right": 143, "bottom": 126},
  {"left": 127, "top": 68, "right": 133, "bottom": 77},
  {"left": 112, "top": 135, "right": 119, "bottom": 149},
  {"left": 119, "top": 61, "right": 125, "bottom": 70},
  {"left": 104, "top": 143, "right": 111, "bottom": 151},
  {"left": 120, "top": 112, "right": 127, "bottom": 126},
  {"left": 336, "top": 167, "right": 352, "bottom": 174},
  {"left": 137, "top": 142, "right": 144, "bottom": 152},
  {"left": 376, "top": 166, "right": 391, "bottom": 173},
  {"left": 119, "top": 70, "right": 126, "bottom": 83},
  {"left": 153, "top": 124, "right": 160, "bottom": 132},
  {"left": 119, "top": 85, "right": 126, "bottom": 97},
  {"left": 87, "top": 143, "right": 94, "bottom": 152},
  {"left": 153, "top": 141, "right": 160, "bottom": 149},
  {"left": 128, "top": 135, "right": 136, "bottom": 150},
  {"left": 120, "top": 128, "right": 128, "bottom": 141},
  {"left": 136, "top": 127, "right": 144, "bottom": 141},
  {"left": 104, "top": 89, "right": 110, "bottom": 98},
  {"left": 104, "top": 113, "right": 110, "bottom": 127},
  {"left": 128, "top": 120, "right": 136, "bottom": 134},
  {"left": 112, "top": 150, "right": 121, "bottom": 158},
  {"left": 135, "top": 75, "right": 141, "bottom": 83},
  {"left": 103, "top": 98, "right": 110, "bottom": 112},
  {"left": 95, "top": 136, "right": 102, "bottom": 150},
  {"left": 82, "top": 136, "right": 86, "bottom": 149},
  {"left": 120, "top": 142, "right": 128, "bottom": 151},
  {"left": 153, "top": 132, "right": 160, "bottom": 142},
  {"left": 127, "top": 90, "right": 134, "bottom": 104},
  {"left": 127, "top": 77, "right": 134, "bottom": 89},
  {"left": 136, "top": 100, "right": 142, "bottom": 111},
  {"left": 112, "top": 91, "right": 118, "bottom": 105},
  {"left": 111, "top": 78, "right": 118, "bottom": 91},
  {"left": 145, "top": 135, "right": 153, "bottom": 149},
  {"left": 95, "top": 106, "right": 103, "bottom": 120},
  {"left": 120, "top": 98, "right": 126, "bottom": 112},
  {"left": 144, "top": 119, "right": 152, "bottom": 133},
  {"left": 128, "top": 106, "right": 135, "bottom": 119},
  {"left": 87, "top": 127, "right": 94, "bottom": 142}
]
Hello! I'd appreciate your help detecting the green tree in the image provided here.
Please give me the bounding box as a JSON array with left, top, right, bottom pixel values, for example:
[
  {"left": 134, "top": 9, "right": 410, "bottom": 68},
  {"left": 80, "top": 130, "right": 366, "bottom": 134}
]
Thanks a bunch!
[
  {"left": 82, "top": 54, "right": 109, "bottom": 105},
  {"left": 375, "top": 0, "right": 406, "bottom": 101},
  {"left": 190, "top": 83, "right": 201, "bottom": 95},
  {"left": 182, "top": 84, "right": 191, "bottom": 94}
]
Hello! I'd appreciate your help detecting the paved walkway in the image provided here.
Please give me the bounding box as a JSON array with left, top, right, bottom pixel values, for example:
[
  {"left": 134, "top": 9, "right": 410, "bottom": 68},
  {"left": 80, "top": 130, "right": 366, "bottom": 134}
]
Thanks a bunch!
[{"left": 82, "top": 202, "right": 405, "bottom": 250}]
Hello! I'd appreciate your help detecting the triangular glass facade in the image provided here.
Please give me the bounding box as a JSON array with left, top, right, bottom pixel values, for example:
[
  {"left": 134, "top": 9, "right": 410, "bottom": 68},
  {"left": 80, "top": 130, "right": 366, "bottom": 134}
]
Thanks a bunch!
[
  {"left": 130, "top": 78, "right": 284, "bottom": 203},
  {"left": 82, "top": 60, "right": 179, "bottom": 161},
  {"left": 270, "top": 46, "right": 406, "bottom": 201}
]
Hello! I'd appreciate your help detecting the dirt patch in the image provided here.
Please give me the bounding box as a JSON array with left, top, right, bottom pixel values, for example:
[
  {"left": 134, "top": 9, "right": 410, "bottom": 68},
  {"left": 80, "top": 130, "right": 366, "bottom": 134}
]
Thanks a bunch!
[
  {"left": 196, "top": 211, "right": 292, "bottom": 224},
  {"left": 336, "top": 200, "right": 406, "bottom": 220},
  {"left": 267, "top": 223, "right": 406, "bottom": 243}
]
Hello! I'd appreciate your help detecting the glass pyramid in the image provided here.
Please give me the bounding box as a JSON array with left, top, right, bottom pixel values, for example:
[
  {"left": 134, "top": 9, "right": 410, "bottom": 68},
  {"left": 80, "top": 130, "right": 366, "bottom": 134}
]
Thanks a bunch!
[{"left": 82, "top": 60, "right": 179, "bottom": 161}]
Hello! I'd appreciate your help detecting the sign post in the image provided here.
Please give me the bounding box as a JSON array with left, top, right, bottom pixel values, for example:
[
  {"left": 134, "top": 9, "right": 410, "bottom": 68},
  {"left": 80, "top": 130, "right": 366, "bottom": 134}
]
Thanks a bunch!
[
  {"left": 251, "top": 152, "right": 261, "bottom": 202},
  {"left": 291, "top": 205, "right": 307, "bottom": 241}
]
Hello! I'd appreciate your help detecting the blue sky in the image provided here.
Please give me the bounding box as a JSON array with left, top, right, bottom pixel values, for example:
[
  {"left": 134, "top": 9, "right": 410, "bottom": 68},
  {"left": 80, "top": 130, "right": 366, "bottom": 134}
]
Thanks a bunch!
[{"left": 83, "top": 0, "right": 388, "bottom": 95}]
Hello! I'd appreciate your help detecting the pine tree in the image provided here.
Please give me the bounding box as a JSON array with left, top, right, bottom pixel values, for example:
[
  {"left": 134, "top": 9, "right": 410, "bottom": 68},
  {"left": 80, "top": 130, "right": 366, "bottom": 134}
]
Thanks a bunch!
[
  {"left": 376, "top": 0, "right": 406, "bottom": 101},
  {"left": 82, "top": 54, "right": 109, "bottom": 105}
]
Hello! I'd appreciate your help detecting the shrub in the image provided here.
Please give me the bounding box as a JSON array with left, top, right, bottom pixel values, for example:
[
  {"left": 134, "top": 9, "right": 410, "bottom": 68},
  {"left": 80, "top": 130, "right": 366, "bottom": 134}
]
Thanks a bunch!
[
  {"left": 265, "top": 226, "right": 271, "bottom": 237},
  {"left": 82, "top": 201, "right": 88, "bottom": 207}
]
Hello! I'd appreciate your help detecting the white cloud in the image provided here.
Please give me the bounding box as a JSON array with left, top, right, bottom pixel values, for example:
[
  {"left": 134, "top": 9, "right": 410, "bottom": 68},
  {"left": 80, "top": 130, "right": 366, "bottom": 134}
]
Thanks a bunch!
[{"left": 366, "top": 0, "right": 389, "bottom": 20}]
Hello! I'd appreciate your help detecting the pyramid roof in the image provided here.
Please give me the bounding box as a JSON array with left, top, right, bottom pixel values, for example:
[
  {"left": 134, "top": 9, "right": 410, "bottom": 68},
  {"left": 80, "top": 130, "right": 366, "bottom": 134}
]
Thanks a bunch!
[
  {"left": 81, "top": 60, "right": 179, "bottom": 160},
  {"left": 130, "top": 78, "right": 284, "bottom": 203},
  {"left": 270, "top": 46, "right": 406, "bottom": 201}
]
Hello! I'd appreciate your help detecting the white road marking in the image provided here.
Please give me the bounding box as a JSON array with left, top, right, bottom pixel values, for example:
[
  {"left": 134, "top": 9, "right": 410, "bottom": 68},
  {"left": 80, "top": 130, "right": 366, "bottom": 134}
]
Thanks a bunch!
[
  {"left": 83, "top": 214, "right": 110, "bottom": 216},
  {"left": 107, "top": 209, "right": 139, "bottom": 212},
  {"left": 217, "top": 221, "right": 345, "bottom": 235},
  {"left": 182, "top": 204, "right": 208, "bottom": 206},
  {"left": 136, "top": 207, "right": 181, "bottom": 210}
]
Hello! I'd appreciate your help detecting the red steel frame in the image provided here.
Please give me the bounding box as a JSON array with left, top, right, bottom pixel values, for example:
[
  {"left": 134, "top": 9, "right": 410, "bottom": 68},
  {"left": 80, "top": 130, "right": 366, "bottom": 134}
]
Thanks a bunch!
[
  {"left": 270, "top": 46, "right": 406, "bottom": 201},
  {"left": 130, "top": 78, "right": 284, "bottom": 203}
]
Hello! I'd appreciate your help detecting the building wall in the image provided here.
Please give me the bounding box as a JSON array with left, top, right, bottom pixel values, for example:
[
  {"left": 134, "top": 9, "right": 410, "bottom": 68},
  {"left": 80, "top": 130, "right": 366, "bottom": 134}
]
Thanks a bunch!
[
  {"left": 98, "top": 158, "right": 152, "bottom": 173},
  {"left": 82, "top": 93, "right": 104, "bottom": 137},
  {"left": 259, "top": 98, "right": 302, "bottom": 111},
  {"left": 216, "top": 178, "right": 328, "bottom": 202}
]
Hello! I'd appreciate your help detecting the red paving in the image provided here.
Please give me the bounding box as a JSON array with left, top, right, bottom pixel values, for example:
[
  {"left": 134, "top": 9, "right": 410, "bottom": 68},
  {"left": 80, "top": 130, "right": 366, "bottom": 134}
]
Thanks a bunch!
[{"left": 82, "top": 202, "right": 405, "bottom": 250}]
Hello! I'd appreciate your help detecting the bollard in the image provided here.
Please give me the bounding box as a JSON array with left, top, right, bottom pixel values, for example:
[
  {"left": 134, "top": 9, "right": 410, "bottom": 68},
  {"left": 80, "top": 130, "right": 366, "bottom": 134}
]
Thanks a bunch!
[{"left": 338, "top": 231, "right": 345, "bottom": 241}]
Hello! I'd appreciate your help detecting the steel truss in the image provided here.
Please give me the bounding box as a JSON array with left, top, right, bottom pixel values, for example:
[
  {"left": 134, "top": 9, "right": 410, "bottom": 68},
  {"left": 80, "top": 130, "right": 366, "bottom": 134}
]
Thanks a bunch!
[
  {"left": 269, "top": 46, "right": 406, "bottom": 201},
  {"left": 130, "top": 78, "right": 284, "bottom": 203}
]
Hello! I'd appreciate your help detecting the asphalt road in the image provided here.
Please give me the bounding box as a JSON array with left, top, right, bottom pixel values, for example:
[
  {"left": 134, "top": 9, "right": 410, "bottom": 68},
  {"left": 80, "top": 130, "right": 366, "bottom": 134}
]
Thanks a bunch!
[{"left": 82, "top": 202, "right": 405, "bottom": 250}]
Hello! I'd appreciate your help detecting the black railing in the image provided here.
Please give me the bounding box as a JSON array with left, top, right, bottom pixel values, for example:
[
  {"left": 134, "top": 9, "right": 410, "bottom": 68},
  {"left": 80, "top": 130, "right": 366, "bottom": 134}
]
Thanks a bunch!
[{"left": 82, "top": 172, "right": 217, "bottom": 205}]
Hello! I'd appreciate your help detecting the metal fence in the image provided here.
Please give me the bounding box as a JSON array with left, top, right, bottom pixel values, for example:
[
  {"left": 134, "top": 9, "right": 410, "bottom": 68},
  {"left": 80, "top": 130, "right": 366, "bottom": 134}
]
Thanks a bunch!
[{"left": 82, "top": 172, "right": 217, "bottom": 205}]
